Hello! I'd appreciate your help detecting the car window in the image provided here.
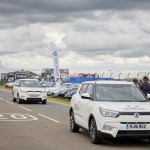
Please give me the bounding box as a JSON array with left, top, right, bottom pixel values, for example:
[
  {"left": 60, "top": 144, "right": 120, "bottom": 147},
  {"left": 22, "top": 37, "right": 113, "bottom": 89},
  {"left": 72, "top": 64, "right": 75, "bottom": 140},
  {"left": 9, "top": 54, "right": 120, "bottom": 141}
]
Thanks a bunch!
[
  {"left": 95, "top": 84, "right": 147, "bottom": 102},
  {"left": 79, "top": 84, "right": 88, "bottom": 95},
  {"left": 86, "top": 84, "right": 94, "bottom": 98},
  {"left": 20, "top": 80, "right": 42, "bottom": 88}
]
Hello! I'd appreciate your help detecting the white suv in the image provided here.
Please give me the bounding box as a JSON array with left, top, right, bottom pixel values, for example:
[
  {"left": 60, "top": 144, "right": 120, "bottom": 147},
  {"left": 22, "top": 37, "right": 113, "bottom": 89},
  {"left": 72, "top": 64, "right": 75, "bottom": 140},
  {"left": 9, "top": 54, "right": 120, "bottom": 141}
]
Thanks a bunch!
[
  {"left": 70, "top": 81, "right": 150, "bottom": 144},
  {"left": 12, "top": 79, "right": 47, "bottom": 104}
]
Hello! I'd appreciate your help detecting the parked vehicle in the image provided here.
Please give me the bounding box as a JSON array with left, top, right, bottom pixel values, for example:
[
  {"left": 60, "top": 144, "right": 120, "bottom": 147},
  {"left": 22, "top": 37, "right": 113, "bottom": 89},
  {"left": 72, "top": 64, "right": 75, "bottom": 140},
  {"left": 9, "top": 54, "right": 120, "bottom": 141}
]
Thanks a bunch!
[
  {"left": 52, "top": 83, "right": 73, "bottom": 96},
  {"left": 65, "top": 88, "right": 78, "bottom": 98},
  {"left": 58, "top": 84, "right": 79, "bottom": 97},
  {"left": 12, "top": 79, "right": 47, "bottom": 104},
  {"left": 65, "top": 84, "right": 81, "bottom": 98},
  {"left": 5, "top": 82, "right": 15, "bottom": 88},
  {"left": 70, "top": 81, "right": 150, "bottom": 144},
  {"left": 42, "top": 82, "right": 55, "bottom": 95}
]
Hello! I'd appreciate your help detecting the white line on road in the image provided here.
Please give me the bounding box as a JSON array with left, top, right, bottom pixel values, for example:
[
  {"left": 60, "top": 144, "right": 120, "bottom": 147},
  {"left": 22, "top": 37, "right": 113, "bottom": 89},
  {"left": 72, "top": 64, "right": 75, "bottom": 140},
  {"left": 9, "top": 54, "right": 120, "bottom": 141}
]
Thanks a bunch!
[
  {"left": 19, "top": 106, "right": 32, "bottom": 112},
  {"left": 38, "top": 114, "right": 60, "bottom": 123},
  {"left": 6, "top": 101, "right": 14, "bottom": 105},
  {"left": 0, "top": 98, "right": 4, "bottom": 100}
]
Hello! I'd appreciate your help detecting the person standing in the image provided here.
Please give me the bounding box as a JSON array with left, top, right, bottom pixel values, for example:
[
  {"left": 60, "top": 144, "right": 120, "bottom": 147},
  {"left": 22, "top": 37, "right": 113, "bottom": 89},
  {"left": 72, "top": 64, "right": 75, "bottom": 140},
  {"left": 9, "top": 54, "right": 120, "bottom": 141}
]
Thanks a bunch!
[
  {"left": 132, "top": 78, "right": 139, "bottom": 86},
  {"left": 140, "top": 76, "right": 150, "bottom": 97}
]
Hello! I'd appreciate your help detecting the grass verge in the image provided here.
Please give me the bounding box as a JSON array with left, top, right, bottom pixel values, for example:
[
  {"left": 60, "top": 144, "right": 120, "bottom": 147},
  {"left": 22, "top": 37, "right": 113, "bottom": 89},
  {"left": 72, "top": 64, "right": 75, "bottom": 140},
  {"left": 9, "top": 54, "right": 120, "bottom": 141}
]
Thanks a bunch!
[
  {"left": 0, "top": 85, "right": 12, "bottom": 92},
  {"left": 48, "top": 96, "right": 70, "bottom": 106}
]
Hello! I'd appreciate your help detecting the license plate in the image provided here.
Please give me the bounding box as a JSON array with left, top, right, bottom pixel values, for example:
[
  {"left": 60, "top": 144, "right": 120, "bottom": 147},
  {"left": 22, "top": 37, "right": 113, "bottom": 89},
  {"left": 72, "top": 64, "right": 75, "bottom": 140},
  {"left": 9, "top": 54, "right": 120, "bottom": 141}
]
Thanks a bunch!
[
  {"left": 29, "top": 95, "right": 38, "bottom": 98},
  {"left": 126, "top": 123, "right": 146, "bottom": 129}
]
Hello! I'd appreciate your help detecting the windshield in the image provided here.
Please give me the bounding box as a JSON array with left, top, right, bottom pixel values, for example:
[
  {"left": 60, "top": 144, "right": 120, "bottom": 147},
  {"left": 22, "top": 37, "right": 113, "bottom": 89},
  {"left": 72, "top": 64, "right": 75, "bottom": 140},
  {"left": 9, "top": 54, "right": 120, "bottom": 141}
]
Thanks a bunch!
[
  {"left": 20, "top": 80, "right": 42, "bottom": 88},
  {"left": 61, "top": 83, "right": 72, "bottom": 88},
  {"left": 43, "top": 82, "right": 55, "bottom": 87},
  {"left": 96, "top": 84, "right": 147, "bottom": 102}
]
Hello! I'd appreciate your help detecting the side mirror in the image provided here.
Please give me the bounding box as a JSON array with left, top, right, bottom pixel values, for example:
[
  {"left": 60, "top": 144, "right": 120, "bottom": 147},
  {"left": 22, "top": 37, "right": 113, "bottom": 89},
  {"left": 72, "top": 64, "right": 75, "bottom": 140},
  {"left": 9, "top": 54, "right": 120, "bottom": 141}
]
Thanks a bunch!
[
  {"left": 14, "top": 84, "right": 18, "bottom": 87},
  {"left": 81, "top": 93, "right": 91, "bottom": 100},
  {"left": 147, "top": 94, "right": 150, "bottom": 101},
  {"left": 42, "top": 84, "right": 46, "bottom": 87}
]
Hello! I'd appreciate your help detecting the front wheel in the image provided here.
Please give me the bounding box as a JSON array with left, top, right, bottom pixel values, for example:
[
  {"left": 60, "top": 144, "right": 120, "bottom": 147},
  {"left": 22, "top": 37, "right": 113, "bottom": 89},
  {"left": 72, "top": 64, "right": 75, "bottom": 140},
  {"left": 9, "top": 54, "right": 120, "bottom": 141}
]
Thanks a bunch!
[
  {"left": 148, "top": 138, "right": 150, "bottom": 144},
  {"left": 70, "top": 111, "right": 79, "bottom": 132},
  {"left": 89, "top": 118, "right": 100, "bottom": 144},
  {"left": 17, "top": 94, "right": 23, "bottom": 104},
  {"left": 42, "top": 99, "right": 47, "bottom": 104},
  {"left": 12, "top": 92, "right": 16, "bottom": 102}
]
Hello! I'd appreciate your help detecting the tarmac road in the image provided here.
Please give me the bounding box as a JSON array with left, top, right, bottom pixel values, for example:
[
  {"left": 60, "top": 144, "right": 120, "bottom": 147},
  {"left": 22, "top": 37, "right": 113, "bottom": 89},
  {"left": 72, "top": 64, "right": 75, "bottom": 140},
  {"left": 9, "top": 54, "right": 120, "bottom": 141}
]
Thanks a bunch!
[{"left": 0, "top": 90, "right": 150, "bottom": 150}]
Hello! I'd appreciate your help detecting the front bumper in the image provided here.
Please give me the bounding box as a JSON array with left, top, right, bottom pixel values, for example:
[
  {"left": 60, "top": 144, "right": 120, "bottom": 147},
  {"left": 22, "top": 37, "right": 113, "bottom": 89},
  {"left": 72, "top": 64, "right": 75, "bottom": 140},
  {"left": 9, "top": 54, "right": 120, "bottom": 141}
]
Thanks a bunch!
[
  {"left": 97, "top": 122, "right": 150, "bottom": 138},
  {"left": 19, "top": 93, "right": 47, "bottom": 101}
]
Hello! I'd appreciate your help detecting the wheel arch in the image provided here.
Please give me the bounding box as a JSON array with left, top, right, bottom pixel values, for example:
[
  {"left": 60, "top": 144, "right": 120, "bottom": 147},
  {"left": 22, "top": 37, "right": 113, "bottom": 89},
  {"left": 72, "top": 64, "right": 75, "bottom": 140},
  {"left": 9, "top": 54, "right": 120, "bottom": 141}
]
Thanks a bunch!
[
  {"left": 69, "top": 107, "right": 73, "bottom": 116},
  {"left": 88, "top": 114, "right": 95, "bottom": 129}
]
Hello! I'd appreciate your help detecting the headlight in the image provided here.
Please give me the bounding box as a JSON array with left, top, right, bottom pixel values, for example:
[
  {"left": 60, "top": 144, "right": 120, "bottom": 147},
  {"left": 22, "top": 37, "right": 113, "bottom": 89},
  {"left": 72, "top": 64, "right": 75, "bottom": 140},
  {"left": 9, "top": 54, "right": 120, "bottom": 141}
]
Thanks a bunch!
[
  {"left": 20, "top": 89, "right": 27, "bottom": 93},
  {"left": 99, "top": 107, "right": 120, "bottom": 118}
]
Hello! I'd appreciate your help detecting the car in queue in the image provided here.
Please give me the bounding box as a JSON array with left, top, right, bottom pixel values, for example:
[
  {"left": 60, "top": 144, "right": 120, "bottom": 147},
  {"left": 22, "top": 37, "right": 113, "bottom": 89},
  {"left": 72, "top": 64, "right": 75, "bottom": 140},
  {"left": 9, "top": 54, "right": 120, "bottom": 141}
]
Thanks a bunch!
[
  {"left": 69, "top": 81, "right": 150, "bottom": 144},
  {"left": 12, "top": 79, "right": 47, "bottom": 104}
]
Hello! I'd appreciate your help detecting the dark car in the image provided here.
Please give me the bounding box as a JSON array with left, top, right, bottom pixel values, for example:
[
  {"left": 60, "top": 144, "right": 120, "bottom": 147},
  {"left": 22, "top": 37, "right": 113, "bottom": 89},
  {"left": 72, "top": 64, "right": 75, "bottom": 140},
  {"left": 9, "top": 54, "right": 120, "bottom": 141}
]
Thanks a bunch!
[{"left": 65, "top": 87, "right": 78, "bottom": 98}]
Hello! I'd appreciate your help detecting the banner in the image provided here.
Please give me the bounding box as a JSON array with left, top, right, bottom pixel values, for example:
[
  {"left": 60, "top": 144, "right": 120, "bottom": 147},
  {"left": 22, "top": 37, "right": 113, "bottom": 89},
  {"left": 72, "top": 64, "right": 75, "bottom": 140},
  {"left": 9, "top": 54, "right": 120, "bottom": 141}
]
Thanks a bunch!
[{"left": 50, "top": 42, "right": 61, "bottom": 89}]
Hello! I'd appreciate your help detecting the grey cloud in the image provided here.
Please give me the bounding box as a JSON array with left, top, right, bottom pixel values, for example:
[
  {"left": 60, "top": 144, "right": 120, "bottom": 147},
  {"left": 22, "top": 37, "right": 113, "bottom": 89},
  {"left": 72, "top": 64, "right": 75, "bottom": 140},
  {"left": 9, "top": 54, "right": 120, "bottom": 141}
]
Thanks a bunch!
[
  {"left": 0, "top": 0, "right": 150, "bottom": 63},
  {"left": 0, "top": 0, "right": 150, "bottom": 26},
  {"left": 0, "top": 26, "right": 50, "bottom": 57}
]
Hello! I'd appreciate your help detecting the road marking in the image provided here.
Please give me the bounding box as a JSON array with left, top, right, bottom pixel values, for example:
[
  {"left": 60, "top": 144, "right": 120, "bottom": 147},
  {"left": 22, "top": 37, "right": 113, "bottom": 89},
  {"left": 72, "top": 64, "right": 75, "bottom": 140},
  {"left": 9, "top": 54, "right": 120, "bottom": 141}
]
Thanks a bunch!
[
  {"left": 0, "top": 113, "right": 38, "bottom": 121},
  {"left": 19, "top": 106, "right": 32, "bottom": 112},
  {"left": 6, "top": 101, "right": 15, "bottom": 105},
  {"left": 38, "top": 114, "right": 60, "bottom": 123},
  {"left": 0, "top": 98, "right": 4, "bottom": 100}
]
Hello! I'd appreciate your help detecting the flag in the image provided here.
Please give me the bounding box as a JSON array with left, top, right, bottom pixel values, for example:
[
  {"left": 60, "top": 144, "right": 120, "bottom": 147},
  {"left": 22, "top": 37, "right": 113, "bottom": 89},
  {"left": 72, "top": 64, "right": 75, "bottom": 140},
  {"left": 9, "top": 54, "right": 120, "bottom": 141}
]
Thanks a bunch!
[{"left": 50, "top": 42, "right": 61, "bottom": 89}]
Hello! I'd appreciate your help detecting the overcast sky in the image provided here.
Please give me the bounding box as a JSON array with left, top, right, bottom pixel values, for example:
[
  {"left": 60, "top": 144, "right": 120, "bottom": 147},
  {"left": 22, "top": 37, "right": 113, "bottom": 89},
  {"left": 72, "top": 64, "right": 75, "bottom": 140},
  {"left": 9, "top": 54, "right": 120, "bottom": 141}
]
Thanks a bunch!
[{"left": 0, "top": 0, "right": 150, "bottom": 78}]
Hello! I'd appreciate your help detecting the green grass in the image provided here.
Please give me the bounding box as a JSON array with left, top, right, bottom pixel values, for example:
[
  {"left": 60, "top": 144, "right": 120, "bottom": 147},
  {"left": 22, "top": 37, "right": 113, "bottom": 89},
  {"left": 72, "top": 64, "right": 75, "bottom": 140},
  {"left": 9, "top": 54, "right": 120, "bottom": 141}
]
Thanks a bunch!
[
  {"left": 48, "top": 96, "right": 71, "bottom": 106},
  {"left": 0, "top": 80, "right": 6, "bottom": 85}
]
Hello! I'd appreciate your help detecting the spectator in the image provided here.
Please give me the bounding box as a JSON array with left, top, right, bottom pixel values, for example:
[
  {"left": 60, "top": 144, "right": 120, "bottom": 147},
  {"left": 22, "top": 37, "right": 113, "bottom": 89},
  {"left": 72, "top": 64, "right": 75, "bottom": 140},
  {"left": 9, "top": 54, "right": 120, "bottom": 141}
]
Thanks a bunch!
[
  {"left": 132, "top": 78, "right": 139, "bottom": 86},
  {"left": 140, "top": 76, "right": 150, "bottom": 97}
]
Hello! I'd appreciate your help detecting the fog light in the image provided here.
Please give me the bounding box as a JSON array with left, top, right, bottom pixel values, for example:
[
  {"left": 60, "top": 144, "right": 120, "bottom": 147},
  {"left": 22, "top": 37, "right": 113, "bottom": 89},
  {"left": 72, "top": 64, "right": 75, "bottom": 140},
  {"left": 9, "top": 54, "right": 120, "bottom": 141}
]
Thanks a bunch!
[{"left": 102, "top": 125, "right": 114, "bottom": 131}]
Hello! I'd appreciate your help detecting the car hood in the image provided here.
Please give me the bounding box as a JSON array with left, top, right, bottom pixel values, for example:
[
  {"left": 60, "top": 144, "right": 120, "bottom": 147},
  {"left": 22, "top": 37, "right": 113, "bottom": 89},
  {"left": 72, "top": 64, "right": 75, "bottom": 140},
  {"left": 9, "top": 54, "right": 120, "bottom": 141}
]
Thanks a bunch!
[{"left": 95, "top": 101, "right": 150, "bottom": 112}]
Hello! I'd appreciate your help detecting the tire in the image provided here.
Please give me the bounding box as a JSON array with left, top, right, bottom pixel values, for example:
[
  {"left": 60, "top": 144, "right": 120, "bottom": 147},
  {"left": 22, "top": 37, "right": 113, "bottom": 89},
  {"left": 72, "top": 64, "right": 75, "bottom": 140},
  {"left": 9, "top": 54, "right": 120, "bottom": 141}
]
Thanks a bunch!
[
  {"left": 12, "top": 92, "right": 16, "bottom": 102},
  {"left": 17, "top": 94, "right": 23, "bottom": 104},
  {"left": 70, "top": 111, "right": 79, "bottom": 132},
  {"left": 89, "top": 118, "right": 100, "bottom": 144},
  {"left": 148, "top": 138, "right": 150, "bottom": 144},
  {"left": 42, "top": 99, "right": 47, "bottom": 104}
]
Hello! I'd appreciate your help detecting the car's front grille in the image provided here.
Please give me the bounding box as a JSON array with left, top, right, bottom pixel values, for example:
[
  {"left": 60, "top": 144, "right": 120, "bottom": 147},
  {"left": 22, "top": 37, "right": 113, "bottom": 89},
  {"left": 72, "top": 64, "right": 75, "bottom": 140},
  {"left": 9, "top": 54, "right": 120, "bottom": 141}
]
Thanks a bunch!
[
  {"left": 27, "top": 91, "right": 42, "bottom": 93},
  {"left": 120, "top": 122, "right": 150, "bottom": 124},
  {"left": 117, "top": 130, "right": 150, "bottom": 137},
  {"left": 120, "top": 112, "right": 150, "bottom": 115},
  {"left": 26, "top": 98, "right": 42, "bottom": 102}
]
